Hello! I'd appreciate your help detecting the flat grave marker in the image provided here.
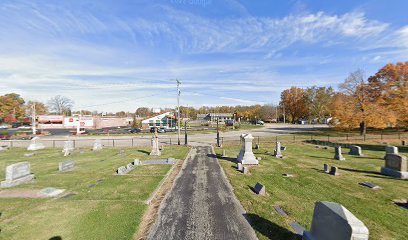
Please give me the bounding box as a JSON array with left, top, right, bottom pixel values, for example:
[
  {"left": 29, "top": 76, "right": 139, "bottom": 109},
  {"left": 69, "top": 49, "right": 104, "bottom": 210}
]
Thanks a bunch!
[{"left": 253, "top": 182, "right": 265, "bottom": 195}]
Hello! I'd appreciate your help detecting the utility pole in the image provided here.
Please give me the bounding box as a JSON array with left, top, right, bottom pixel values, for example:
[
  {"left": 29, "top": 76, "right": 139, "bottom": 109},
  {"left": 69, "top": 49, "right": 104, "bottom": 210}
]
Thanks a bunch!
[
  {"left": 177, "top": 79, "right": 181, "bottom": 145},
  {"left": 32, "top": 103, "right": 37, "bottom": 135},
  {"left": 76, "top": 109, "right": 82, "bottom": 135},
  {"left": 184, "top": 120, "right": 188, "bottom": 145},
  {"left": 216, "top": 117, "right": 220, "bottom": 147},
  {"left": 283, "top": 105, "right": 286, "bottom": 124}
]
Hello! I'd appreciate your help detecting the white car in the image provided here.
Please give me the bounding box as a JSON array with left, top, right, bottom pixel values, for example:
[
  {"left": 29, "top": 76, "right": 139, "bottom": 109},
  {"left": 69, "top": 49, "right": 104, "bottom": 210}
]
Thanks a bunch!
[
  {"left": 0, "top": 125, "right": 8, "bottom": 129},
  {"left": 17, "top": 125, "right": 31, "bottom": 130}
]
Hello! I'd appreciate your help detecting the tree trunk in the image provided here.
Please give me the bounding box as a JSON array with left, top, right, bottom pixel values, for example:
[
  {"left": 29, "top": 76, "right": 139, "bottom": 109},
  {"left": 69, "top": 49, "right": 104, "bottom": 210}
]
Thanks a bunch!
[{"left": 359, "top": 121, "right": 366, "bottom": 136}]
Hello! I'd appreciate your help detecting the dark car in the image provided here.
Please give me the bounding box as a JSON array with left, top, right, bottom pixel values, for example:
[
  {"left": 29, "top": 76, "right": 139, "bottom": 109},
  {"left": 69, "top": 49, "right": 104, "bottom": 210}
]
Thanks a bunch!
[{"left": 129, "top": 128, "right": 142, "bottom": 133}]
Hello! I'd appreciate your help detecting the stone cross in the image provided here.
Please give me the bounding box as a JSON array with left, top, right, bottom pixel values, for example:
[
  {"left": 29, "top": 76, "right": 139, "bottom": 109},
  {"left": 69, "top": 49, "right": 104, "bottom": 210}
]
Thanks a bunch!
[
  {"left": 348, "top": 145, "right": 363, "bottom": 156},
  {"left": 334, "top": 146, "right": 345, "bottom": 160},
  {"left": 303, "top": 201, "right": 369, "bottom": 240},
  {"left": 274, "top": 141, "right": 283, "bottom": 158},
  {"left": 1, "top": 162, "right": 35, "bottom": 188},
  {"left": 150, "top": 133, "right": 161, "bottom": 156},
  {"left": 237, "top": 133, "right": 258, "bottom": 165},
  {"left": 381, "top": 153, "right": 408, "bottom": 179}
]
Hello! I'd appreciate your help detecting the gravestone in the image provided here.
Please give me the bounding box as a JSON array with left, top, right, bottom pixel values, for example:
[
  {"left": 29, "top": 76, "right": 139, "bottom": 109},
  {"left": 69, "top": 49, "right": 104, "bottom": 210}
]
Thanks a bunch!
[
  {"left": 62, "top": 140, "right": 74, "bottom": 152},
  {"left": 348, "top": 145, "right": 363, "bottom": 156},
  {"left": 274, "top": 141, "right": 283, "bottom": 158},
  {"left": 237, "top": 133, "right": 258, "bottom": 165},
  {"left": 126, "top": 163, "right": 134, "bottom": 170},
  {"left": 323, "top": 164, "right": 329, "bottom": 173},
  {"left": 381, "top": 153, "right": 408, "bottom": 179},
  {"left": 59, "top": 160, "right": 75, "bottom": 172},
  {"left": 24, "top": 153, "right": 35, "bottom": 157},
  {"left": 167, "top": 158, "right": 176, "bottom": 164},
  {"left": 40, "top": 187, "right": 65, "bottom": 197},
  {"left": 237, "top": 163, "right": 243, "bottom": 171},
  {"left": 254, "top": 182, "right": 265, "bottom": 196},
  {"left": 359, "top": 182, "right": 381, "bottom": 190},
  {"left": 116, "top": 166, "right": 127, "bottom": 175},
  {"left": 243, "top": 166, "right": 249, "bottom": 174},
  {"left": 329, "top": 166, "right": 339, "bottom": 176},
  {"left": 0, "top": 145, "right": 8, "bottom": 151},
  {"left": 1, "top": 162, "right": 35, "bottom": 188},
  {"left": 256, "top": 157, "right": 262, "bottom": 161},
  {"left": 222, "top": 150, "right": 227, "bottom": 157},
  {"left": 402, "top": 140, "right": 406, "bottom": 146},
  {"left": 150, "top": 133, "right": 161, "bottom": 156},
  {"left": 237, "top": 162, "right": 243, "bottom": 171},
  {"left": 27, "top": 137, "right": 45, "bottom": 151},
  {"left": 133, "top": 159, "right": 140, "bottom": 166},
  {"left": 281, "top": 146, "right": 286, "bottom": 151},
  {"left": 334, "top": 146, "right": 345, "bottom": 160},
  {"left": 93, "top": 140, "right": 103, "bottom": 151},
  {"left": 282, "top": 173, "right": 294, "bottom": 177},
  {"left": 384, "top": 146, "right": 398, "bottom": 159},
  {"left": 255, "top": 144, "right": 260, "bottom": 150},
  {"left": 303, "top": 201, "right": 369, "bottom": 240}
]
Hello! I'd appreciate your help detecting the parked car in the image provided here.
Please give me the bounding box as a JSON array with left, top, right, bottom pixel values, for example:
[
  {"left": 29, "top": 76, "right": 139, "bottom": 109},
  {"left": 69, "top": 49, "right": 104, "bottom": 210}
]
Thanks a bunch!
[
  {"left": 0, "top": 125, "right": 8, "bottom": 129},
  {"left": 256, "top": 120, "right": 264, "bottom": 125},
  {"left": 17, "top": 125, "right": 31, "bottom": 130},
  {"left": 158, "top": 128, "right": 166, "bottom": 133},
  {"left": 129, "top": 128, "right": 142, "bottom": 133},
  {"left": 0, "top": 133, "right": 11, "bottom": 140}
]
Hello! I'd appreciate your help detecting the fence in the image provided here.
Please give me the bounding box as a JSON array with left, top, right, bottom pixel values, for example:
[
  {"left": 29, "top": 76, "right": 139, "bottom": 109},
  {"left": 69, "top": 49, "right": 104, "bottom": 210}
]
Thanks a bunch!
[{"left": 0, "top": 137, "right": 181, "bottom": 149}]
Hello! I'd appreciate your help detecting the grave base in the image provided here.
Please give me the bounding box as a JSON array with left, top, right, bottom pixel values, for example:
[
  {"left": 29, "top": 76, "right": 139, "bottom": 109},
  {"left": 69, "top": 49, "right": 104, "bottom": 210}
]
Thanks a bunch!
[
  {"left": 27, "top": 144, "right": 45, "bottom": 151},
  {"left": 1, "top": 174, "right": 35, "bottom": 188},
  {"left": 381, "top": 167, "right": 408, "bottom": 179}
]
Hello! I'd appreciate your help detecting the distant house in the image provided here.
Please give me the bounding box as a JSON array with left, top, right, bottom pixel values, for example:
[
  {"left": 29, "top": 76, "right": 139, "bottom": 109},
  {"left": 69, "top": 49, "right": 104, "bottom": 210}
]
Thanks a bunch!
[
  {"left": 197, "top": 113, "right": 233, "bottom": 123},
  {"left": 141, "top": 112, "right": 176, "bottom": 129}
]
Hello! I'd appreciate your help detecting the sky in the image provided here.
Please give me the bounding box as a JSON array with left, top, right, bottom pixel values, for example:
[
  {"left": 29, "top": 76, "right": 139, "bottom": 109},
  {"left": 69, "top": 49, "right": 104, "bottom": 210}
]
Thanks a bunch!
[{"left": 0, "top": 0, "right": 407, "bottom": 112}]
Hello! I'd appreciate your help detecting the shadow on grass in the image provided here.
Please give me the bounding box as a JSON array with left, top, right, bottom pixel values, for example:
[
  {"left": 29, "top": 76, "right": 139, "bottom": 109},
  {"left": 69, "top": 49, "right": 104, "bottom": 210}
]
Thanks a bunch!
[
  {"left": 137, "top": 150, "right": 150, "bottom": 155},
  {"left": 364, "top": 174, "right": 408, "bottom": 181},
  {"left": 305, "top": 155, "right": 332, "bottom": 160},
  {"left": 208, "top": 153, "right": 237, "bottom": 163},
  {"left": 49, "top": 237, "right": 62, "bottom": 240},
  {"left": 244, "top": 213, "right": 301, "bottom": 240},
  {"left": 338, "top": 167, "right": 382, "bottom": 175}
]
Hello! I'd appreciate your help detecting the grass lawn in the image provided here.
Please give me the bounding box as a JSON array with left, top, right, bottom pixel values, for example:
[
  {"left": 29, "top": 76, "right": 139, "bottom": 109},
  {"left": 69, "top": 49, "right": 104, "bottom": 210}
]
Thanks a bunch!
[
  {"left": 216, "top": 142, "right": 408, "bottom": 240},
  {"left": 0, "top": 145, "right": 189, "bottom": 240}
]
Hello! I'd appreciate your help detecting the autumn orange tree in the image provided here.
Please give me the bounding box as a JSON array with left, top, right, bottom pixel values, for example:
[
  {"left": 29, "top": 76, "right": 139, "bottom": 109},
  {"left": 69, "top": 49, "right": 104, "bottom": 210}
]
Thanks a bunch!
[
  {"left": 0, "top": 93, "right": 26, "bottom": 123},
  {"left": 368, "top": 62, "right": 408, "bottom": 127},
  {"left": 280, "top": 87, "right": 308, "bottom": 123},
  {"left": 332, "top": 69, "right": 396, "bottom": 135}
]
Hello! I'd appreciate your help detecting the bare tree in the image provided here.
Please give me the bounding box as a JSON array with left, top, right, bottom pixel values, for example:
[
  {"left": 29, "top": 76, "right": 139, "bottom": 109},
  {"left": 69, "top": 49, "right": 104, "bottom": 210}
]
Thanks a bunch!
[{"left": 47, "top": 95, "right": 74, "bottom": 115}]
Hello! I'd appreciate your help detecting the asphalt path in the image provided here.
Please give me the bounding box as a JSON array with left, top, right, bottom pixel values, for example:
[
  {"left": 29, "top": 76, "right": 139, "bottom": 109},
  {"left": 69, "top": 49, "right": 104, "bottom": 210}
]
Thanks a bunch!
[{"left": 148, "top": 145, "right": 258, "bottom": 240}]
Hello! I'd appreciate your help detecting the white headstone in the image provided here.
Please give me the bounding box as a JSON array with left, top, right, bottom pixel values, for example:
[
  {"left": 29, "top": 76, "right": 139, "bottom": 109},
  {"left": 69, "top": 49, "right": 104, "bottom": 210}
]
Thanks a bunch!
[
  {"left": 59, "top": 160, "right": 75, "bottom": 172},
  {"left": 150, "top": 135, "right": 161, "bottom": 156},
  {"left": 1, "top": 162, "right": 35, "bottom": 188},
  {"left": 116, "top": 166, "right": 127, "bottom": 175},
  {"left": 133, "top": 159, "right": 140, "bottom": 166},
  {"left": 237, "top": 133, "right": 258, "bottom": 165},
  {"left": 334, "top": 146, "right": 345, "bottom": 160},
  {"left": 237, "top": 163, "right": 243, "bottom": 171},
  {"left": 303, "top": 201, "right": 369, "bottom": 240},
  {"left": 92, "top": 140, "right": 103, "bottom": 151},
  {"left": 348, "top": 145, "right": 363, "bottom": 156},
  {"left": 274, "top": 142, "right": 283, "bottom": 157},
  {"left": 27, "top": 137, "right": 45, "bottom": 151},
  {"left": 62, "top": 141, "right": 74, "bottom": 156}
]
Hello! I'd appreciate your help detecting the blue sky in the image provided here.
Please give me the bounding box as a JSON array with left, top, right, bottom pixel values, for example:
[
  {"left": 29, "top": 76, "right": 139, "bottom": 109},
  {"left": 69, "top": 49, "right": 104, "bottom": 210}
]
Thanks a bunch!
[{"left": 1, "top": 0, "right": 407, "bottom": 112}]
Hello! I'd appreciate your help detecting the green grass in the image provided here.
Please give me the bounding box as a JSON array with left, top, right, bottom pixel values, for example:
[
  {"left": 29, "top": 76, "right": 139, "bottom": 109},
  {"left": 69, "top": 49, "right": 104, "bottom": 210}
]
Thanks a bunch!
[
  {"left": 216, "top": 143, "right": 408, "bottom": 240},
  {"left": 0, "top": 146, "right": 189, "bottom": 240}
]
